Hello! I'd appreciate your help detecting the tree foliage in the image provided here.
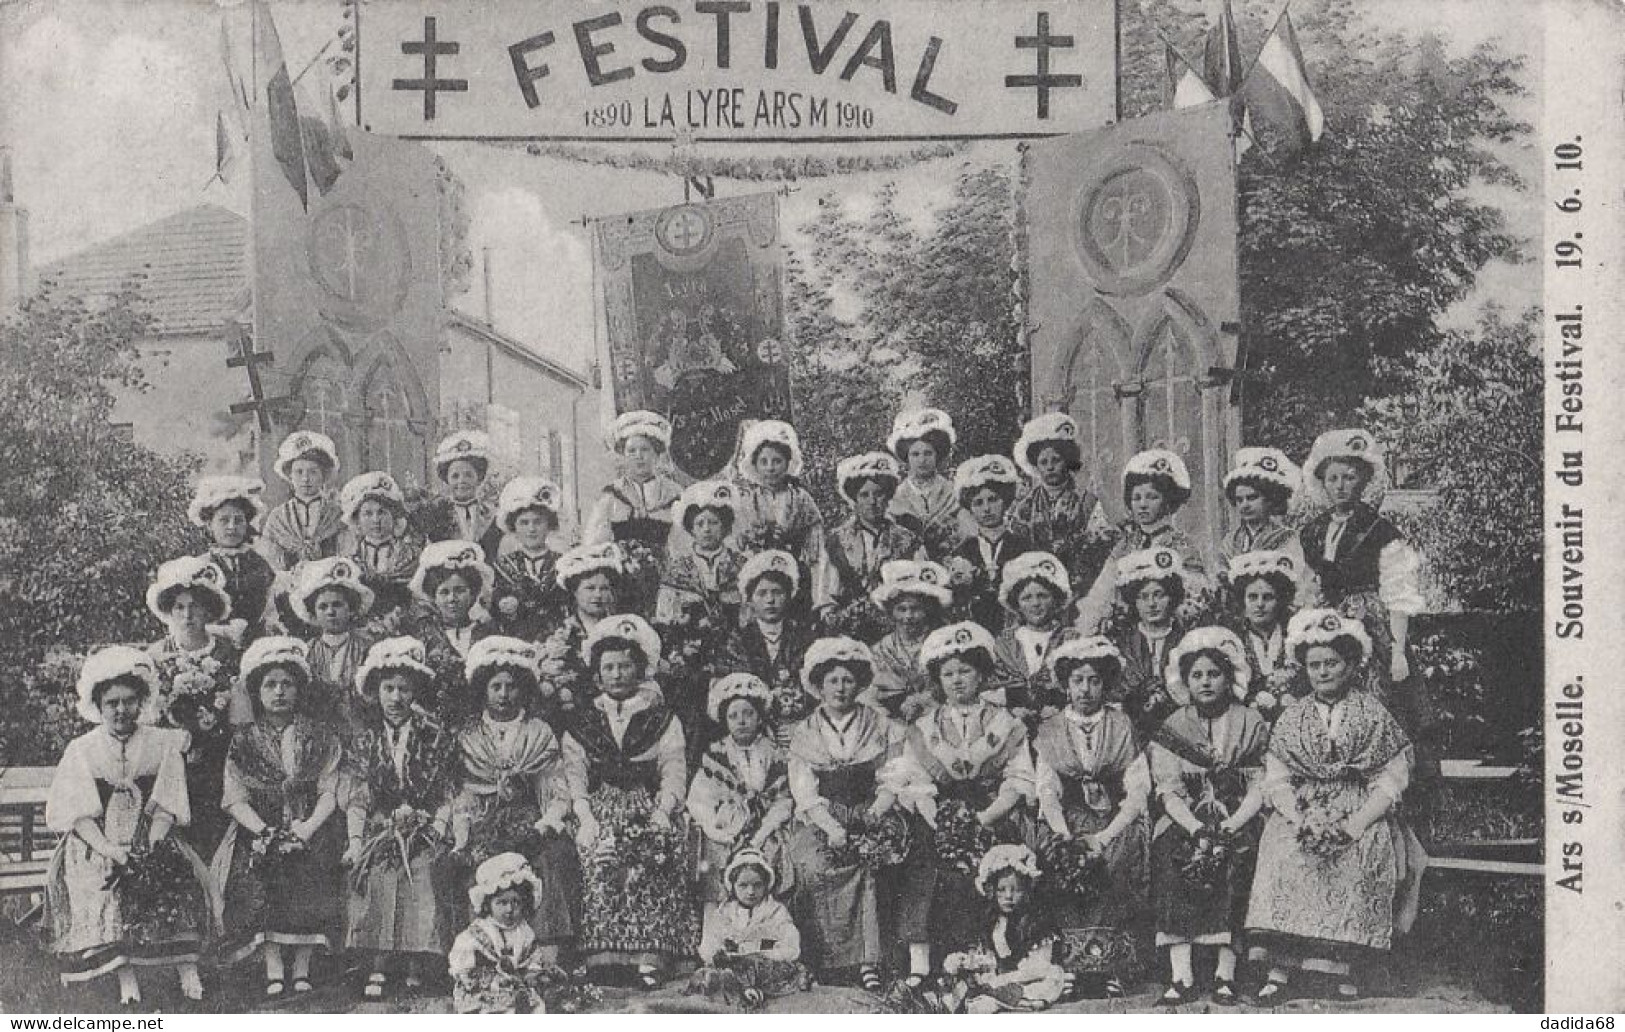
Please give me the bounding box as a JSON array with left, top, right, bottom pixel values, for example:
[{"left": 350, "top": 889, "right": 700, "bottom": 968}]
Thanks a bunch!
[
  {"left": 0, "top": 282, "right": 200, "bottom": 762},
  {"left": 1364, "top": 308, "right": 1540, "bottom": 611},
  {"left": 786, "top": 167, "right": 1026, "bottom": 510}
]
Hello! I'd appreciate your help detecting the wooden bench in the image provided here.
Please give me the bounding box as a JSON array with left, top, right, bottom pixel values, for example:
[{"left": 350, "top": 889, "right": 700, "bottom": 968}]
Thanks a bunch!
[
  {"left": 1, "top": 767, "right": 59, "bottom": 912},
  {"left": 1429, "top": 761, "right": 1540, "bottom": 878}
]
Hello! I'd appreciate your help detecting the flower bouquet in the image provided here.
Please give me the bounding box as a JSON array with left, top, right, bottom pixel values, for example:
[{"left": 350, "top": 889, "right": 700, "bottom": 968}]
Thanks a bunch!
[
  {"left": 820, "top": 595, "right": 888, "bottom": 643},
  {"left": 350, "top": 805, "right": 440, "bottom": 891},
  {"left": 106, "top": 838, "right": 197, "bottom": 940},
  {"left": 535, "top": 626, "right": 586, "bottom": 715},
  {"left": 1036, "top": 833, "right": 1109, "bottom": 911},
  {"left": 1296, "top": 813, "right": 1353, "bottom": 860},
  {"left": 766, "top": 666, "right": 817, "bottom": 729},
  {"left": 932, "top": 799, "right": 997, "bottom": 877},
  {"left": 248, "top": 825, "right": 308, "bottom": 874},
  {"left": 828, "top": 809, "right": 911, "bottom": 870},
  {"left": 1176, "top": 828, "right": 1241, "bottom": 891},
  {"left": 155, "top": 653, "right": 233, "bottom": 739}
]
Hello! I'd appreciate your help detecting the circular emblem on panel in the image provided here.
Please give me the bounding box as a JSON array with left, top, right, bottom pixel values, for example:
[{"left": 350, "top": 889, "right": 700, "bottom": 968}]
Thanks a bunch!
[
  {"left": 1069, "top": 144, "right": 1200, "bottom": 297},
  {"left": 306, "top": 202, "right": 412, "bottom": 330},
  {"left": 654, "top": 204, "right": 714, "bottom": 258}
]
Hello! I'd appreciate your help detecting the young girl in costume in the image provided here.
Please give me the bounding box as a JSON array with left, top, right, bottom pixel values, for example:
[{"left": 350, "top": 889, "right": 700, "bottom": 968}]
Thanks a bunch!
[
  {"left": 450, "top": 637, "right": 581, "bottom": 959},
  {"left": 686, "top": 848, "right": 811, "bottom": 1009},
  {"left": 339, "top": 471, "right": 423, "bottom": 622},
  {"left": 986, "top": 551, "right": 1076, "bottom": 727},
  {"left": 1076, "top": 449, "right": 1207, "bottom": 632},
  {"left": 1032, "top": 637, "right": 1151, "bottom": 999},
  {"left": 342, "top": 637, "right": 460, "bottom": 1000},
  {"left": 448, "top": 853, "right": 568, "bottom": 1013},
  {"left": 945, "top": 455, "right": 1033, "bottom": 634},
  {"left": 943, "top": 845, "right": 1067, "bottom": 1012},
  {"left": 1226, "top": 550, "right": 1306, "bottom": 717},
  {"left": 686, "top": 673, "right": 796, "bottom": 918},
  {"left": 657, "top": 480, "right": 748, "bottom": 628},
  {"left": 1107, "top": 547, "right": 1191, "bottom": 735},
  {"left": 563, "top": 615, "right": 699, "bottom": 987},
  {"left": 784, "top": 637, "right": 907, "bottom": 993},
  {"left": 489, "top": 476, "right": 569, "bottom": 641},
  {"left": 814, "top": 451, "right": 924, "bottom": 639},
  {"left": 884, "top": 622, "right": 1035, "bottom": 975},
  {"left": 144, "top": 556, "right": 240, "bottom": 854},
  {"left": 864, "top": 559, "right": 952, "bottom": 721},
  {"left": 885, "top": 407, "right": 962, "bottom": 560},
  {"left": 417, "top": 430, "right": 505, "bottom": 560},
  {"left": 408, "top": 540, "right": 496, "bottom": 723},
  {"left": 285, "top": 557, "right": 378, "bottom": 727},
  {"left": 731, "top": 419, "right": 825, "bottom": 579},
  {"left": 719, "top": 550, "right": 819, "bottom": 747},
  {"left": 584, "top": 411, "right": 685, "bottom": 615},
  {"left": 260, "top": 431, "right": 344, "bottom": 570},
  {"left": 1147, "top": 628, "right": 1269, "bottom": 1006},
  {"left": 1009, "top": 413, "right": 1113, "bottom": 596},
  {"left": 536, "top": 542, "right": 628, "bottom": 726},
  {"left": 190, "top": 475, "right": 276, "bottom": 636},
  {"left": 1217, "top": 447, "right": 1303, "bottom": 576},
  {"left": 211, "top": 637, "right": 344, "bottom": 998},
  {"left": 43, "top": 647, "right": 214, "bottom": 1005}
]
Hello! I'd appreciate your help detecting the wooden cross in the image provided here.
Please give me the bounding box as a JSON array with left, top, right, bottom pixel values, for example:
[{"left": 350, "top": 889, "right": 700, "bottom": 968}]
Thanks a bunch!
[
  {"left": 1207, "top": 321, "right": 1264, "bottom": 405},
  {"left": 224, "top": 321, "right": 290, "bottom": 431}
]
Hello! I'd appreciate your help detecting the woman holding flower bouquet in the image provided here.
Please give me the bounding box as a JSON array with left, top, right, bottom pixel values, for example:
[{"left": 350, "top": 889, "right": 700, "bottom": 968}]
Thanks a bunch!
[
  {"left": 145, "top": 556, "right": 241, "bottom": 855},
  {"left": 986, "top": 552, "right": 1077, "bottom": 727},
  {"left": 1146, "top": 628, "right": 1270, "bottom": 1007},
  {"left": 342, "top": 637, "right": 461, "bottom": 1000},
  {"left": 864, "top": 559, "right": 953, "bottom": 720},
  {"left": 562, "top": 615, "right": 698, "bottom": 987},
  {"left": 583, "top": 411, "right": 685, "bottom": 615},
  {"left": 883, "top": 622, "right": 1036, "bottom": 975},
  {"left": 885, "top": 408, "right": 963, "bottom": 560},
  {"left": 211, "top": 637, "right": 344, "bottom": 998},
  {"left": 785, "top": 637, "right": 908, "bottom": 992},
  {"left": 1031, "top": 637, "right": 1151, "bottom": 999},
  {"left": 686, "top": 674, "right": 796, "bottom": 917},
  {"left": 44, "top": 647, "right": 215, "bottom": 1005},
  {"left": 450, "top": 637, "right": 583, "bottom": 959},
  {"left": 1226, "top": 551, "right": 1307, "bottom": 718},
  {"left": 1244, "top": 609, "right": 1425, "bottom": 1003},
  {"left": 813, "top": 451, "right": 924, "bottom": 640}
]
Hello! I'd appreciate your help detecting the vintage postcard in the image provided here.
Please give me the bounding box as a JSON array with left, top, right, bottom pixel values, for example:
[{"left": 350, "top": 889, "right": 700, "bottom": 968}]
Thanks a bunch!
[{"left": 0, "top": 0, "right": 1618, "bottom": 1018}]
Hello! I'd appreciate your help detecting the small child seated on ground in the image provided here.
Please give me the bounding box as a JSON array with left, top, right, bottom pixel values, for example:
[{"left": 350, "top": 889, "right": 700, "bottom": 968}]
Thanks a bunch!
[
  {"left": 449, "top": 853, "right": 579, "bottom": 1014},
  {"left": 686, "top": 848, "right": 812, "bottom": 1009},
  {"left": 943, "top": 845, "right": 1069, "bottom": 1013}
]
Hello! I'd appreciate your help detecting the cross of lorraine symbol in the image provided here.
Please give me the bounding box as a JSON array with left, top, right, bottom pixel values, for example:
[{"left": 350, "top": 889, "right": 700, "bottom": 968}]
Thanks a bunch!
[{"left": 659, "top": 207, "right": 710, "bottom": 255}]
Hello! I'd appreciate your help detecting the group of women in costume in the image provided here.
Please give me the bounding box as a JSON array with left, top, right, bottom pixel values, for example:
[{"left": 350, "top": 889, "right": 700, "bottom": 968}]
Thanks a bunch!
[{"left": 43, "top": 405, "right": 1431, "bottom": 1010}]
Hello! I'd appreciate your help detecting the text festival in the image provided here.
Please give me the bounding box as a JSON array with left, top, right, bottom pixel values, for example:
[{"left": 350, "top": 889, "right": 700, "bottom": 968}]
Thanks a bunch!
[{"left": 388, "top": 2, "right": 1099, "bottom": 125}]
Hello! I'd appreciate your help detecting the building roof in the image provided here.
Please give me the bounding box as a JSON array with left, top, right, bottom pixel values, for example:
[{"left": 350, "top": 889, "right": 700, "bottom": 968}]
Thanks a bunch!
[
  {"left": 40, "top": 204, "right": 590, "bottom": 389},
  {"left": 40, "top": 204, "right": 250, "bottom": 336}
]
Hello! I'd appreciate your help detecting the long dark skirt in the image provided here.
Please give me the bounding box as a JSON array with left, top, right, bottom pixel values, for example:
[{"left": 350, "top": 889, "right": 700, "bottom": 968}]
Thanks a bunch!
[
  {"left": 1150, "top": 822, "right": 1260, "bottom": 944},
  {"left": 1039, "top": 803, "right": 1150, "bottom": 982},
  {"left": 212, "top": 820, "right": 345, "bottom": 963}
]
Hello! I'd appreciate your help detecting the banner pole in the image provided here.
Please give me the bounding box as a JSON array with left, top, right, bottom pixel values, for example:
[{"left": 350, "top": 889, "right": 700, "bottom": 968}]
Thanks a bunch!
[{"left": 1113, "top": 0, "right": 1123, "bottom": 121}]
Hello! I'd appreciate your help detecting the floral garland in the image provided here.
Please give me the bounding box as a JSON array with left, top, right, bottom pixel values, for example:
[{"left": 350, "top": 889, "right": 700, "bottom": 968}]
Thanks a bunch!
[{"left": 486, "top": 139, "right": 970, "bottom": 182}]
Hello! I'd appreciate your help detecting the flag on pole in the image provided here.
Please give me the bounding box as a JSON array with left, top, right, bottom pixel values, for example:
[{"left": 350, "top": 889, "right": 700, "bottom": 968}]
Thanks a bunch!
[
  {"left": 1242, "top": 11, "right": 1326, "bottom": 155},
  {"left": 211, "top": 110, "right": 242, "bottom": 185},
  {"left": 255, "top": 1, "right": 309, "bottom": 209},
  {"left": 220, "top": 19, "right": 250, "bottom": 116},
  {"left": 1203, "top": 0, "right": 1244, "bottom": 97},
  {"left": 1165, "top": 42, "right": 1217, "bottom": 109}
]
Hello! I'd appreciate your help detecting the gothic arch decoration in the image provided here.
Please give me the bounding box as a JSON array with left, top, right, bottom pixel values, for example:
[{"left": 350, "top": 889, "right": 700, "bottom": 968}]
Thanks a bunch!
[
  {"left": 287, "top": 335, "right": 356, "bottom": 471},
  {"left": 355, "top": 333, "right": 434, "bottom": 484},
  {"left": 1046, "top": 298, "right": 1132, "bottom": 500}
]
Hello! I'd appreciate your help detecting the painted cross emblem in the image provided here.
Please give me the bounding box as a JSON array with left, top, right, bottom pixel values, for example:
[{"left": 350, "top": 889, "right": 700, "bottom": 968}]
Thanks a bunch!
[
  {"left": 655, "top": 205, "right": 713, "bottom": 256},
  {"left": 393, "top": 17, "right": 467, "bottom": 121}
]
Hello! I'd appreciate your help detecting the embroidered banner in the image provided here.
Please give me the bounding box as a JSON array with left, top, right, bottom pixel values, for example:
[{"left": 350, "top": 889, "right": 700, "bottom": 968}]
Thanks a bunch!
[{"left": 594, "top": 192, "right": 791, "bottom": 479}]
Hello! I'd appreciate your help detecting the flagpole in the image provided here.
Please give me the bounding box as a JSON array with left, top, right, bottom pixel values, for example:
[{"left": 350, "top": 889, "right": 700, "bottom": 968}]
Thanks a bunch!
[
  {"left": 245, "top": 3, "right": 271, "bottom": 480},
  {"left": 1113, "top": 0, "right": 1123, "bottom": 121}
]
